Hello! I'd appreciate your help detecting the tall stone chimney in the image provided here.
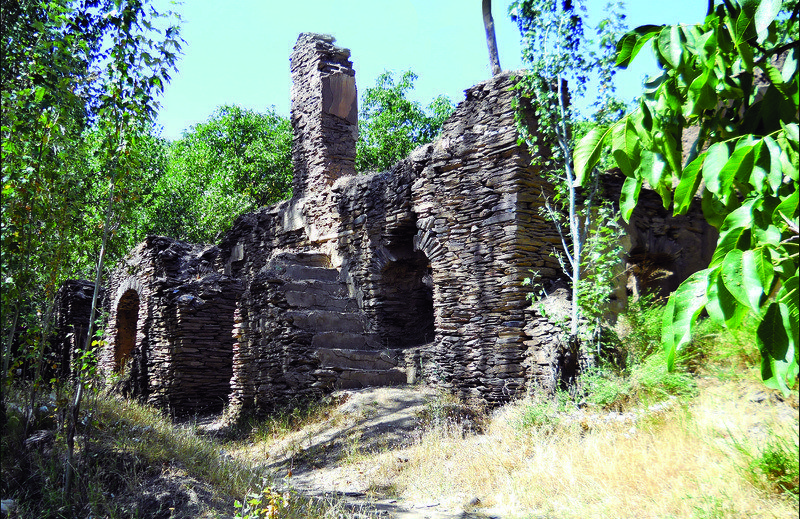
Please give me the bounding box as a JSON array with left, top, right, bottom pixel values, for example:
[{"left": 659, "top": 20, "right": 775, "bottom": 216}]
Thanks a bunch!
[{"left": 290, "top": 33, "right": 357, "bottom": 198}]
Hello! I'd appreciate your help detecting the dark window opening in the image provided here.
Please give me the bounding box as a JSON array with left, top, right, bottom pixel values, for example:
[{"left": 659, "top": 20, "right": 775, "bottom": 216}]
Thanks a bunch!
[
  {"left": 376, "top": 232, "right": 435, "bottom": 347},
  {"left": 115, "top": 290, "right": 140, "bottom": 371}
]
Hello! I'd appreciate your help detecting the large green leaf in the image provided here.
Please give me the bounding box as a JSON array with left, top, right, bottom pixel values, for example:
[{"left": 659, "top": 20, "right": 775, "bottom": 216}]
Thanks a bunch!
[
  {"left": 616, "top": 25, "right": 663, "bottom": 68},
  {"left": 721, "top": 249, "right": 755, "bottom": 311},
  {"left": 762, "top": 136, "right": 785, "bottom": 193},
  {"left": 778, "top": 273, "right": 799, "bottom": 326},
  {"left": 723, "top": 248, "right": 773, "bottom": 313},
  {"left": 711, "top": 199, "right": 757, "bottom": 266},
  {"left": 721, "top": 142, "right": 756, "bottom": 186},
  {"left": 611, "top": 117, "right": 640, "bottom": 178},
  {"left": 674, "top": 154, "right": 704, "bottom": 215},
  {"left": 750, "top": 140, "right": 769, "bottom": 192},
  {"left": 706, "top": 266, "right": 749, "bottom": 329},
  {"left": 702, "top": 142, "right": 730, "bottom": 198},
  {"left": 758, "top": 302, "right": 797, "bottom": 396},
  {"left": 663, "top": 269, "right": 710, "bottom": 370},
  {"left": 754, "top": 0, "right": 782, "bottom": 42},
  {"left": 687, "top": 67, "right": 718, "bottom": 114},
  {"left": 763, "top": 59, "right": 799, "bottom": 107},
  {"left": 620, "top": 175, "right": 643, "bottom": 222},
  {"left": 573, "top": 125, "right": 613, "bottom": 187},
  {"left": 657, "top": 25, "right": 684, "bottom": 68},
  {"left": 773, "top": 189, "right": 799, "bottom": 228},
  {"left": 731, "top": 0, "right": 758, "bottom": 45}
]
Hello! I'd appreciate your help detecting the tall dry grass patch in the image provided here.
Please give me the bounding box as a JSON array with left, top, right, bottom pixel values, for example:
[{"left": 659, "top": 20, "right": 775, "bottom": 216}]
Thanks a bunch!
[{"left": 365, "top": 375, "right": 797, "bottom": 518}]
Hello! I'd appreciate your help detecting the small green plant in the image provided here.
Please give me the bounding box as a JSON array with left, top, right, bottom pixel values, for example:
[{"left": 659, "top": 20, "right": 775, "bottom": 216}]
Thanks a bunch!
[
  {"left": 516, "top": 390, "right": 573, "bottom": 433},
  {"left": 522, "top": 269, "right": 547, "bottom": 303},
  {"left": 749, "top": 431, "right": 800, "bottom": 498},
  {"left": 234, "top": 484, "right": 292, "bottom": 519},
  {"left": 233, "top": 479, "right": 374, "bottom": 519}
]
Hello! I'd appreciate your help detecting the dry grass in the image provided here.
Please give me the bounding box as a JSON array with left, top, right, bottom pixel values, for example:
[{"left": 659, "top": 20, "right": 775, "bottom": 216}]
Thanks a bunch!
[{"left": 361, "top": 372, "right": 798, "bottom": 518}]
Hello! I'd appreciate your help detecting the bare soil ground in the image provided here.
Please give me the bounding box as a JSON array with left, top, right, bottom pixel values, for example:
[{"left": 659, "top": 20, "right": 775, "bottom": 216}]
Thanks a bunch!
[{"left": 227, "top": 385, "right": 494, "bottom": 518}]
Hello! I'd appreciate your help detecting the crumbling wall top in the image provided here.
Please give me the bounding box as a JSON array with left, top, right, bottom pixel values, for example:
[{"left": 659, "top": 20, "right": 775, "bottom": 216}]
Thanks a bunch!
[{"left": 290, "top": 33, "right": 358, "bottom": 198}]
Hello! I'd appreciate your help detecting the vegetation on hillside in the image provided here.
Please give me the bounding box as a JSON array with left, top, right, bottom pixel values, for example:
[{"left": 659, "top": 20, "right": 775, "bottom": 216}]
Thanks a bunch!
[
  {"left": 574, "top": 0, "right": 799, "bottom": 393},
  {"left": 356, "top": 70, "right": 455, "bottom": 173},
  {"left": 2, "top": 305, "right": 797, "bottom": 518}
]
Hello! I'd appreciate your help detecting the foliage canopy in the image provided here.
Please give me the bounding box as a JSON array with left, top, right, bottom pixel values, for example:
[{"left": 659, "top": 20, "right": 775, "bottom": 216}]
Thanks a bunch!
[
  {"left": 356, "top": 70, "right": 455, "bottom": 172},
  {"left": 574, "top": 0, "right": 799, "bottom": 393},
  {"left": 136, "top": 105, "right": 293, "bottom": 244}
]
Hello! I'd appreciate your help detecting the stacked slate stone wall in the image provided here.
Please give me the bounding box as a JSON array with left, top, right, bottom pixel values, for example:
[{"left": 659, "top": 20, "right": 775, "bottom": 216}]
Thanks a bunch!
[
  {"left": 93, "top": 32, "right": 721, "bottom": 416},
  {"left": 103, "top": 236, "right": 241, "bottom": 413},
  {"left": 51, "top": 280, "right": 105, "bottom": 379},
  {"left": 409, "top": 73, "right": 563, "bottom": 404},
  {"left": 290, "top": 33, "right": 357, "bottom": 198},
  {"left": 217, "top": 53, "right": 564, "bottom": 411}
]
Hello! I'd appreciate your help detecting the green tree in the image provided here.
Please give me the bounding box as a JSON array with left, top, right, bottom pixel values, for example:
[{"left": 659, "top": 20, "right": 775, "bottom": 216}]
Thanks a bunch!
[
  {"left": 356, "top": 70, "right": 455, "bottom": 172},
  {"left": 575, "top": 0, "right": 799, "bottom": 393},
  {"left": 0, "top": 0, "right": 183, "bottom": 496},
  {"left": 136, "top": 105, "right": 292, "bottom": 243},
  {"left": 510, "top": 0, "right": 627, "bottom": 347}
]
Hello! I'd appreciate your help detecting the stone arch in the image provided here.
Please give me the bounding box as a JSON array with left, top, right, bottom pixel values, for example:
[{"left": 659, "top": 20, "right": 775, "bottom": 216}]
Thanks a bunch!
[
  {"left": 114, "top": 289, "right": 140, "bottom": 371},
  {"left": 111, "top": 277, "right": 145, "bottom": 373}
]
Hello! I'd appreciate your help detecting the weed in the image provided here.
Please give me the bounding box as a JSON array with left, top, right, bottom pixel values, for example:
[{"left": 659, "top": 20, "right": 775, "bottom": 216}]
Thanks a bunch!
[
  {"left": 582, "top": 351, "right": 696, "bottom": 411},
  {"left": 415, "top": 391, "right": 487, "bottom": 435},
  {"left": 515, "top": 391, "right": 572, "bottom": 432},
  {"left": 233, "top": 479, "right": 381, "bottom": 519},
  {"left": 745, "top": 429, "right": 800, "bottom": 499}
]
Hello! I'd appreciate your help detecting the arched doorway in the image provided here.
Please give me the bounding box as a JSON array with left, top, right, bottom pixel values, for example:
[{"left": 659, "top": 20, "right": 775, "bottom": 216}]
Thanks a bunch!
[
  {"left": 114, "top": 289, "right": 140, "bottom": 371},
  {"left": 378, "top": 252, "right": 435, "bottom": 346}
]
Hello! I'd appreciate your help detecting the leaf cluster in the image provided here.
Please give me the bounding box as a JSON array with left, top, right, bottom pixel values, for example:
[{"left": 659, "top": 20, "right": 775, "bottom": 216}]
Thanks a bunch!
[
  {"left": 574, "top": 0, "right": 799, "bottom": 393},
  {"left": 132, "top": 105, "right": 293, "bottom": 244},
  {"left": 356, "top": 70, "right": 455, "bottom": 172}
]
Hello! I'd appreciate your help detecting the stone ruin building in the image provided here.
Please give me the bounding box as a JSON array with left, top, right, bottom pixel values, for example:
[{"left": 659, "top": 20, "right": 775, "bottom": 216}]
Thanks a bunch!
[{"left": 52, "top": 33, "right": 716, "bottom": 416}]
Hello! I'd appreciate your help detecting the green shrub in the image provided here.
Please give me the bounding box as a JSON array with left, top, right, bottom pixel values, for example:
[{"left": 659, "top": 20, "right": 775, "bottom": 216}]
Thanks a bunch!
[
  {"left": 750, "top": 431, "right": 800, "bottom": 498},
  {"left": 582, "top": 351, "right": 697, "bottom": 410}
]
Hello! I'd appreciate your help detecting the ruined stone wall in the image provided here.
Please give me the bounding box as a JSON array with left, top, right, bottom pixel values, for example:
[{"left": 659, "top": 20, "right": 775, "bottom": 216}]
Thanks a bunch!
[
  {"left": 216, "top": 54, "right": 565, "bottom": 412},
  {"left": 51, "top": 280, "right": 105, "bottom": 379},
  {"left": 92, "top": 32, "right": 721, "bottom": 417},
  {"left": 103, "top": 237, "right": 240, "bottom": 413},
  {"left": 409, "top": 73, "right": 563, "bottom": 404},
  {"left": 290, "top": 33, "right": 357, "bottom": 198}
]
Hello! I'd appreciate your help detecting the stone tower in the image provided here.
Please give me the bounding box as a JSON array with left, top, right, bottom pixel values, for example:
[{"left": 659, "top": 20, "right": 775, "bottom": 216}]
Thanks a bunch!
[{"left": 290, "top": 33, "right": 358, "bottom": 198}]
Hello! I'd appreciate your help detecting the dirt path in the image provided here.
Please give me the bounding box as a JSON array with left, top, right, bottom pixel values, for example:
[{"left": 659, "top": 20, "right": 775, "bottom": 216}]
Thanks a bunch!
[{"left": 230, "top": 385, "right": 500, "bottom": 518}]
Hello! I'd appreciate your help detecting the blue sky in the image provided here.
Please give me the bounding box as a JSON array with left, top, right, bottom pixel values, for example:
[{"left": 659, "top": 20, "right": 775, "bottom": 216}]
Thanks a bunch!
[{"left": 153, "top": 0, "right": 707, "bottom": 140}]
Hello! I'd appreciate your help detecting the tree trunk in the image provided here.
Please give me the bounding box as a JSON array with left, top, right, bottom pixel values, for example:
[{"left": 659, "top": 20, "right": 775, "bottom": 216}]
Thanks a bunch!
[
  {"left": 64, "top": 177, "right": 115, "bottom": 495},
  {"left": 483, "top": 0, "right": 502, "bottom": 75}
]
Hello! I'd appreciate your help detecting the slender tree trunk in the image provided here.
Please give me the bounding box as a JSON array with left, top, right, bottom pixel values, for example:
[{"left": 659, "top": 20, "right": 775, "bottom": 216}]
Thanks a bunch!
[
  {"left": 25, "top": 300, "right": 57, "bottom": 436},
  {"left": 556, "top": 77, "right": 581, "bottom": 340},
  {"left": 483, "top": 0, "right": 502, "bottom": 75},
  {"left": 64, "top": 177, "right": 115, "bottom": 495}
]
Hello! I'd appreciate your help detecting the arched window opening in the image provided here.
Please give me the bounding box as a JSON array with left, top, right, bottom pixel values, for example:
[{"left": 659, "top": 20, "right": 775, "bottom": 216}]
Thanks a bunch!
[
  {"left": 377, "top": 218, "right": 435, "bottom": 349},
  {"left": 114, "top": 290, "right": 140, "bottom": 371}
]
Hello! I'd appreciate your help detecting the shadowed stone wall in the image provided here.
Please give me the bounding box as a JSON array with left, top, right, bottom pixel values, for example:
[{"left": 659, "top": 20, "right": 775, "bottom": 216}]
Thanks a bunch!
[
  {"left": 90, "top": 32, "right": 717, "bottom": 416},
  {"left": 51, "top": 280, "right": 105, "bottom": 379},
  {"left": 101, "top": 237, "right": 241, "bottom": 413}
]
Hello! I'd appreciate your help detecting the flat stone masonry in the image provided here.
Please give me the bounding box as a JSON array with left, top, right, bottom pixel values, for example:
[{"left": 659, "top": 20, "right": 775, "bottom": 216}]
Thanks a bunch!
[{"left": 86, "top": 32, "right": 716, "bottom": 416}]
